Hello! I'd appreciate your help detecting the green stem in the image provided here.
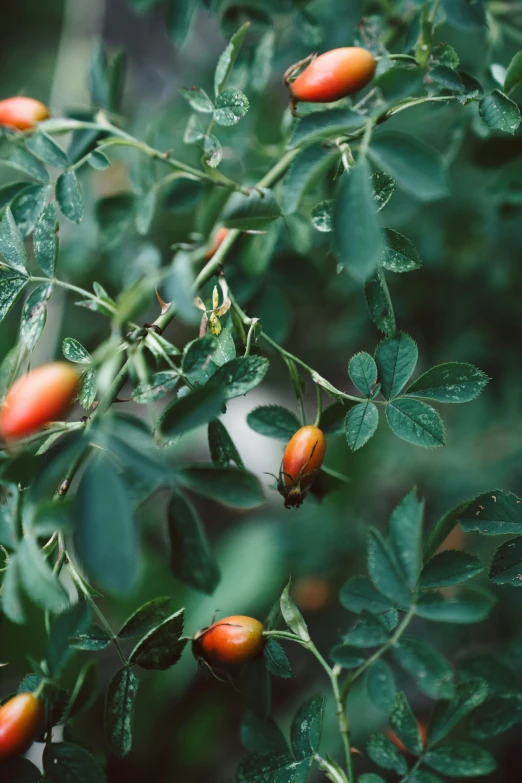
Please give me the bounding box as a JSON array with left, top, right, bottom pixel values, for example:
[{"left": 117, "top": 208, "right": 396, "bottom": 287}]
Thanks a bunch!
[
  {"left": 314, "top": 384, "right": 323, "bottom": 428},
  {"left": 399, "top": 756, "right": 424, "bottom": 783},
  {"left": 30, "top": 276, "right": 117, "bottom": 315}
]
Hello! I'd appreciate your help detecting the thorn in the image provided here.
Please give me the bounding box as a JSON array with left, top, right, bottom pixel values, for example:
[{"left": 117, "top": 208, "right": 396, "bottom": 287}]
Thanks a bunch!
[{"left": 156, "top": 288, "right": 172, "bottom": 315}]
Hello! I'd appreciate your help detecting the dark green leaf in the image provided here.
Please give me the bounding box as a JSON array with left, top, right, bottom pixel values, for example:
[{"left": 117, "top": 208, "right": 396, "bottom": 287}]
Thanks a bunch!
[
  {"left": 368, "top": 133, "right": 449, "bottom": 202},
  {"left": 74, "top": 454, "right": 139, "bottom": 597},
  {"left": 182, "top": 335, "right": 217, "bottom": 383},
  {"left": 280, "top": 580, "right": 309, "bottom": 642},
  {"left": 333, "top": 159, "right": 385, "bottom": 282},
  {"left": 43, "top": 742, "right": 106, "bottom": 783},
  {"left": 344, "top": 611, "right": 391, "bottom": 647},
  {"left": 365, "top": 266, "right": 396, "bottom": 336},
  {"left": 390, "top": 692, "right": 424, "bottom": 754},
  {"left": 247, "top": 405, "right": 300, "bottom": 440},
  {"left": 47, "top": 602, "right": 91, "bottom": 677},
  {"left": 20, "top": 283, "right": 51, "bottom": 350},
  {"left": 62, "top": 337, "right": 91, "bottom": 363},
  {"left": 386, "top": 398, "right": 446, "bottom": 448},
  {"left": 129, "top": 608, "right": 186, "bottom": 670},
  {"left": 176, "top": 464, "right": 264, "bottom": 508},
  {"left": 291, "top": 694, "right": 325, "bottom": 760},
  {"left": 78, "top": 366, "right": 97, "bottom": 409},
  {"left": 214, "top": 88, "right": 249, "bottom": 126},
  {"left": 168, "top": 490, "right": 220, "bottom": 594},
  {"left": 330, "top": 644, "right": 366, "bottom": 668},
  {"left": 288, "top": 108, "right": 365, "bottom": 149},
  {"left": 212, "top": 356, "right": 269, "bottom": 399},
  {"left": 381, "top": 229, "right": 422, "bottom": 273},
  {"left": 420, "top": 550, "right": 484, "bottom": 588},
  {"left": 348, "top": 352, "right": 378, "bottom": 396},
  {"left": 0, "top": 136, "right": 49, "bottom": 183},
  {"left": 375, "top": 332, "right": 418, "bottom": 399},
  {"left": 17, "top": 536, "right": 69, "bottom": 613},
  {"left": 366, "top": 659, "right": 396, "bottom": 713},
  {"left": 0, "top": 268, "right": 27, "bottom": 324},
  {"left": 236, "top": 752, "right": 311, "bottom": 783},
  {"left": 56, "top": 170, "right": 84, "bottom": 223},
  {"left": 264, "top": 638, "right": 292, "bottom": 679},
  {"left": 340, "top": 576, "right": 394, "bottom": 615},
  {"left": 428, "top": 678, "right": 489, "bottom": 744},
  {"left": 504, "top": 50, "right": 522, "bottom": 94},
  {"left": 282, "top": 145, "right": 336, "bottom": 214},
  {"left": 489, "top": 537, "right": 522, "bottom": 586},
  {"left": 372, "top": 170, "right": 396, "bottom": 211},
  {"left": 158, "top": 385, "right": 225, "bottom": 439},
  {"left": 105, "top": 667, "right": 139, "bottom": 757},
  {"left": 208, "top": 418, "right": 244, "bottom": 468},
  {"left": 424, "top": 742, "right": 496, "bottom": 777},
  {"left": 345, "top": 402, "right": 379, "bottom": 451},
  {"left": 442, "top": 0, "right": 486, "bottom": 29},
  {"left": 1, "top": 555, "right": 26, "bottom": 624},
  {"left": 458, "top": 490, "right": 522, "bottom": 535},
  {"left": 468, "top": 693, "right": 522, "bottom": 739},
  {"left": 367, "top": 527, "right": 411, "bottom": 607},
  {"left": 240, "top": 711, "right": 288, "bottom": 755},
  {"left": 69, "top": 624, "right": 111, "bottom": 651},
  {"left": 132, "top": 371, "right": 179, "bottom": 403},
  {"left": 479, "top": 89, "right": 521, "bottom": 134},
  {"left": 366, "top": 734, "right": 408, "bottom": 775},
  {"left": 392, "top": 637, "right": 455, "bottom": 699},
  {"left": 416, "top": 586, "right": 496, "bottom": 623},
  {"left": 388, "top": 489, "right": 424, "bottom": 589},
  {"left": 118, "top": 596, "right": 172, "bottom": 638},
  {"left": 26, "top": 130, "right": 68, "bottom": 168},
  {"left": 34, "top": 201, "right": 59, "bottom": 278},
  {"left": 214, "top": 22, "right": 250, "bottom": 96},
  {"left": 406, "top": 362, "right": 488, "bottom": 403},
  {"left": 223, "top": 189, "right": 281, "bottom": 231},
  {"left": 10, "top": 183, "right": 49, "bottom": 237},
  {"left": 0, "top": 206, "right": 29, "bottom": 274},
  {"left": 310, "top": 199, "right": 332, "bottom": 232},
  {"left": 166, "top": 0, "right": 199, "bottom": 46}
]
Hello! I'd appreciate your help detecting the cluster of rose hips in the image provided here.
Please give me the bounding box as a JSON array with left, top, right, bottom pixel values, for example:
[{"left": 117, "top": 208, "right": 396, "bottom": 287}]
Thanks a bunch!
[{"left": 0, "top": 45, "right": 377, "bottom": 760}]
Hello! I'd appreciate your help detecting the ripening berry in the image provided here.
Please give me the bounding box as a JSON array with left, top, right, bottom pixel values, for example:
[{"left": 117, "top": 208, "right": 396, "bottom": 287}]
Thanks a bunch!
[
  {"left": 289, "top": 48, "right": 376, "bottom": 104},
  {"left": 279, "top": 425, "right": 326, "bottom": 508},
  {"left": 205, "top": 226, "right": 229, "bottom": 260},
  {"left": 0, "top": 97, "right": 49, "bottom": 130},
  {"left": 0, "top": 693, "right": 44, "bottom": 761},
  {"left": 0, "top": 362, "right": 80, "bottom": 441},
  {"left": 192, "top": 615, "right": 265, "bottom": 665}
]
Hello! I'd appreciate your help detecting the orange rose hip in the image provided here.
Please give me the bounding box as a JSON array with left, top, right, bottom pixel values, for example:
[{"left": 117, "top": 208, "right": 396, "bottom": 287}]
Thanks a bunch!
[
  {"left": 192, "top": 615, "right": 265, "bottom": 665},
  {"left": 279, "top": 425, "right": 326, "bottom": 508},
  {"left": 0, "top": 97, "right": 49, "bottom": 130},
  {"left": 289, "top": 47, "right": 376, "bottom": 104},
  {"left": 0, "top": 693, "right": 44, "bottom": 761}
]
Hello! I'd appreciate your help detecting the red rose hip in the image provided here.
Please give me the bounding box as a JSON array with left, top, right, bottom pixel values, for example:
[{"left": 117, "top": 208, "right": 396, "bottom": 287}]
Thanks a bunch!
[
  {"left": 288, "top": 47, "right": 376, "bottom": 104},
  {"left": 279, "top": 425, "right": 326, "bottom": 508},
  {"left": 192, "top": 615, "right": 265, "bottom": 665},
  {"left": 0, "top": 693, "right": 44, "bottom": 761},
  {"left": 0, "top": 97, "right": 49, "bottom": 130}
]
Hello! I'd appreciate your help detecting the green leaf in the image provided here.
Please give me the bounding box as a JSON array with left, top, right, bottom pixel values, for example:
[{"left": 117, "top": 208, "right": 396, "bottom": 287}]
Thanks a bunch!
[
  {"left": 168, "top": 490, "right": 220, "bottom": 594},
  {"left": 236, "top": 753, "right": 311, "bottom": 783},
  {"left": 1, "top": 555, "right": 27, "bottom": 624},
  {"left": 479, "top": 89, "right": 521, "bottom": 134},
  {"left": 291, "top": 694, "right": 325, "bottom": 760},
  {"left": 333, "top": 159, "right": 385, "bottom": 282},
  {"left": 386, "top": 398, "right": 446, "bottom": 448},
  {"left": 158, "top": 385, "right": 225, "bottom": 439},
  {"left": 105, "top": 667, "right": 139, "bottom": 757},
  {"left": 212, "top": 356, "right": 269, "bottom": 399},
  {"left": 240, "top": 711, "right": 288, "bottom": 755},
  {"left": 1, "top": 756, "right": 42, "bottom": 782},
  {"left": 20, "top": 283, "right": 51, "bottom": 350},
  {"left": 416, "top": 587, "right": 496, "bottom": 623},
  {"left": 264, "top": 638, "right": 292, "bottom": 679},
  {"left": 25, "top": 130, "right": 69, "bottom": 168},
  {"left": 62, "top": 337, "right": 91, "bottom": 363},
  {"left": 215, "top": 22, "right": 250, "bottom": 96},
  {"left": 0, "top": 136, "right": 50, "bottom": 183},
  {"left": 420, "top": 550, "right": 484, "bottom": 588},
  {"left": 375, "top": 332, "right": 418, "bottom": 399},
  {"left": 390, "top": 692, "right": 424, "bottom": 754},
  {"left": 366, "top": 734, "right": 408, "bottom": 775},
  {"left": 281, "top": 145, "right": 336, "bottom": 214},
  {"left": 43, "top": 742, "right": 107, "bottom": 783},
  {"left": 34, "top": 201, "right": 59, "bottom": 278},
  {"left": 372, "top": 170, "right": 396, "bottom": 211},
  {"left": 182, "top": 335, "right": 218, "bottom": 384},
  {"left": 69, "top": 624, "right": 111, "bottom": 651},
  {"left": 56, "top": 170, "right": 84, "bottom": 223},
  {"left": 504, "top": 51, "right": 522, "bottom": 94},
  {"left": 179, "top": 86, "right": 214, "bottom": 112},
  {"left": 280, "top": 580, "right": 310, "bottom": 642},
  {"left": 381, "top": 229, "right": 422, "bottom": 273},
  {"left": 118, "top": 597, "right": 172, "bottom": 638},
  {"left": 406, "top": 362, "right": 488, "bottom": 403},
  {"left": 175, "top": 464, "right": 264, "bottom": 508},
  {"left": 129, "top": 608, "right": 186, "bottom": 670},
  {"left": 214, "top": 88, "right": 249, "bottom": 126},
  {"left": 96, "top": 193, "right": 135, "bottom": 250},
  {"left": 203, "top": 134, "right": 222, "bottom": 167},
  {"left": 392, "top": 637, "right": 455, "bottom": 699},
  {"left": 442, "top": 0, "right": 486, "bottom": 29},
  {"left": 367, "top": 528, "right": 411, "bottom": 608},
  {"left": 429, "top": 65, "right": 464, "bottom": 94},
  {"left": 10, "top": 183, "right": 49, "bottom": 238},
  {"left": 468, "top": 694, "right": 522, "bottom": 739},
  {"left": 132, "top": 371, "right": 179, "bottom": 403},
  {"left": 423, "top": 742, "right": 496, "bottom": 777},
  {"left": 166, "top": 0, "right": 199, "bottom": 46},
  {"left": 340, "top": 576, "right": 394, "bottom": 615},
  {"left": 247, "top": 405, "right": 300, "bottom": 440},
  {"left": 330, "top": 644, "right": 366, "bottom": 669},
  {"left": 0, "top": 206, "right": 29, "bottom": 274},
  {"left": 310, "top": 199, "right": 333, "bottom": 232},
  {"left": 368, "top": 133, "right": 449, "bottom": 202},
  {"left": 365, "top": 266, "right": 396, "bottom": 336},
  {"left": 428, "top": 678, "right": 488, "bottom": 745},
  {"left": 489, "top": 537, "right": 522, "bottom": 586},
  {"left": 79, "top": 366, "right": 97, "bottom": 409},
  {"left": 88, "top": 150, "right": 110, "bottom": 169},
  {"left": 389, "top": 490, "right": 424, "bottom": 589},
  {"left": 74, "top": 454, "right": 139, "bottom": 597},
  {"left": 288, "top": 108, "right": 365, "bottom": 149},
  {"left": 345, "top": 402, "right": 379, "bottom": 451},
  {"left": 223, "top": 189, "right": 281, "bottom": 231},
  {"left": 17, "top": 536, "right": 69, "bottom": 613},
  {"left": 366, "top": 659, "right": 396, "bottom": 713},
  {"left": 343, "top": 611, "right": 393, "bottom": 647},
  {"left": 213, "top": 328, "right": 236, "bottom": 366},
  {"left": 208, "top": 418, "right": 244, "bottom": 468},
  {"left": 458, "top": 489, "right": 522, "bottom": 535},
  {"left": 348, "top": 352, "right": 378, "bottom": 396}
]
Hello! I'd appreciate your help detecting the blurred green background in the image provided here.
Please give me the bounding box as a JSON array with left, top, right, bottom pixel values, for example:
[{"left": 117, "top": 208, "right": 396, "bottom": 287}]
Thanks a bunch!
[{"left": 1, "top": 0, "right": 522, "bottom": 780}]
